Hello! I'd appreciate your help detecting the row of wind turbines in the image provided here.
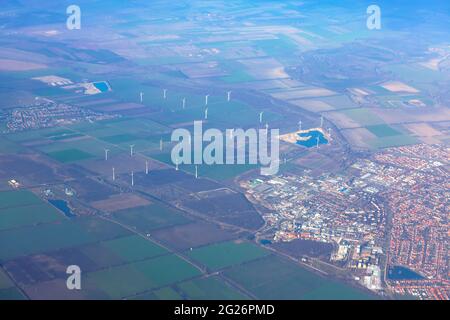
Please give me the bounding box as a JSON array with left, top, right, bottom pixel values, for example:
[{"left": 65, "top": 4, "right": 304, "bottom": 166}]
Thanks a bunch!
[{"left": 105, "top": 89, "right": 333, "bottom": 186}]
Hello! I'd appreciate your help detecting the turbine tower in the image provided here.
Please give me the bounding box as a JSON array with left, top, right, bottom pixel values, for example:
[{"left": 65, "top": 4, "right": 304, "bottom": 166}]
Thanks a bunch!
[
  {"left": 112, "top": 167, "right": 115, "bottom": 181},
  {"left": 182, "top": 97, "right": 186, "bottom": 109},
  {"left": 205, "top": 94, "right": 209, "bottom": 106},
  {"left": 104, "top": 148, "right": 109, "bottom": 161},
  {"left": 227, "top": 91, "right": 231, "bottom": 102},
  {"left": 320, "top": 115, "right": 324, "bottom": 128},
  {"left": 204, "top": 108, "right": 208, "bottom": 120},
  {"left": 298, "top": 120, "right": 302, "bottom": 131},
  {"left": 163, "top": 89, "right": 167, "bottom": 99},
  {"left": 195, "top": 165, "right": 198, "bottom": 179},
  {"left": 160, "top": 138, "right": 163, "bottom": 151},
  {"left": 140, "top": 92, "right": 144, "bottom": 103},
  {"left": 259, "top": 112, "right": 264, "bottom": 124},
  {"left": 131, "top": 171, "right": 134, "bottom": 187},
  {"left": 145, "top": 160, "right": 149, "bottom": 175},
  {"left": 316, "top": 136, "right": 320, "bottom": 149},
  {"left": 130, "top": 145, "right": 135, "bottom": 157}
]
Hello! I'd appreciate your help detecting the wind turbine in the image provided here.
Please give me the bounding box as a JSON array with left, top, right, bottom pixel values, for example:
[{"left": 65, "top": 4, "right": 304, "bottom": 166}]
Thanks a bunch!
[
  {"left": 320, "top": 115, "right": 324, "bottom": 128},
  {"left": 140, "top": 92, "right": 144, "bottom": 103},
  {"left": 163, "top": 89, "right": 167, "bottom": 99},
  {"left": 204, "top": 107, "right": 208, "bottom": 120},
  {"left": 227, "top": 91, "right": 231, "bottom": 102},
  {"left": 104, "top": 148, "right": 109, "bottom": 161},
  {"left": 130, "top": 145, "right": 135, "bottom": 157},
  {"left": 112, "top": 167, "right": 115, "bottom": 181},
  {"left": 195, "top": 165, "right": 198, "bottom": 179},
  {"left": 205, "top": 94, "right": 209, "bottom": 106},
  {"left": 265, "top": 123, "right": 269, "bottom": 133},
  {"left": 182, "top": 97, "right": 186, "bottom": 109},
  {"left": 145, "top": 160, "right": 149, "bottom": 175},
  {"left": 131, "top": 171, "right": 134, "bottom": 187},
  {"left": 160, "top": 138, "right": 163, "bottom": 151},
  {"left": 259, "top": 112, "right": 264, "bottom": 124},
  {"left": 175, "top": 159, "right": 179, "bottom": 171},
  {"left": 298, "top": 120, "right": 302, "bottom": 131},
  {"left": 316, "top": 136, "right": 320, "bottom": 149}
]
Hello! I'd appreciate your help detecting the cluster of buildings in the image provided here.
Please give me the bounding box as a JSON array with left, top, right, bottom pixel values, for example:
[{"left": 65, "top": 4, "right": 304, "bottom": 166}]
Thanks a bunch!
[
  {"left": 242, "top": 143, "right": 449, "bottom": 298},
  {"left": 6, "top": 101, "right": 117, "bottom": 132},
  {"left": 242, "top": 170, "right": 387, "bottom": 292}
]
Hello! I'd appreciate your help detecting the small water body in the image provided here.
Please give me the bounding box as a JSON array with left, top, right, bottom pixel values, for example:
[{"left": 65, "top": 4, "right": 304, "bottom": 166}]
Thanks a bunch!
[
  {"left": 388, "top": 266, "right": 424, "bottom": 280},
  {"left": 48, "top": 199, "right": 76, "bottom": 218},
  {"left": 93, "top": 81, "right": 109, "bottom": 92},
  {"left": 260, "top": 239, "right": 272, "bottom": 245},
  {"left": 296, "top": 129, "right": 328, "bottom": 148}
]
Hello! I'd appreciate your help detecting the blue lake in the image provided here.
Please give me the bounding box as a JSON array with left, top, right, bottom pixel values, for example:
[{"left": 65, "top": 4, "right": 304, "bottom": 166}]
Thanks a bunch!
[
  {"left": 48, "top": 199, "right": 76, "bottom": 218},
  {"left": 388, "top": 266, "right": 424, "bottom": 280},
  {"left": 93, "top": 81, "right": 110, "bottom": 92},
  {"left": 296, "top": 129, "right": 328, "bottom": 148}
]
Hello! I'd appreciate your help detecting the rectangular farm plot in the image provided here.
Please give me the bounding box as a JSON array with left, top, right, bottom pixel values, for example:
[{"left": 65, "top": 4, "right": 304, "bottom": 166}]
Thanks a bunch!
[
  {"left": 224, "top": 255, "right": 374, "bottom": 300},
  {"left": 112, "top": 203, "right": 191, "bottom": 233},
  {"left": 177, "top": 276, "right": 249, "bottom": 300},
  {"left": 0, "top": 202, "right": 64, "bottom": 231},
  {"left": 85, "top": 254, "right": 201, "bottom": 299},
  {"left": 186, "top": 241, "right": 269, "bottom": 271},
  {"left": 46, "top": 148, "right": 95, "bottom": 163},
  {"left": 102, "top": 235, "right": 168, "bottom": 262},
  {"left": 0, "top": 190, "right": 42, "bottom": 209},
  {"left": 365, "top": 124, "right": 401, "bottom": 138},
  {"left": 0, "top": 217, "right": 130, "bottom": 262}
]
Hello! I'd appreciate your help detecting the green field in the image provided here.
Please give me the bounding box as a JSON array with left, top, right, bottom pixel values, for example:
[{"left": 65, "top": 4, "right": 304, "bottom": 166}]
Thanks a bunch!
[
  {"left": 368, "top": 134, "right": 419, "bottom": 149},
  {"left": 112, "top": 203, "right": 191, "bottom": 233},
  {"left": 187, "top": 241, "right": 269, "bottom": 270},
  {"left": 0, "top": 269, "right": 25, "bottom": 300},
  {"left": 0, "top": 136, "right": 22, "bottom": 154},
  {"left": 0, "top": 287, "right": 26, "bottom": 300},
  {"left": 102, "top": 235, "right": 168, "bottom": 262},
  {"left": 177, "top": 276, "right": 249, "bottom": 300},
  {"left": 341, "top": 108, "right": 385, "bottom": 126},
  {"left": 0, "top": 203, "right": 64, "bottom": 231},
  {"left": 366, "top": 124, "right": 401, "bottom": 137},
  {"left": 0, "top": 217, "right": 130, "bottom": 262},
  {"left": 85, "top": 254, "right": 201, "bottom": 299},
  {"left": 224, "top": 255, "right": 375, "bottom": 300},
  {"left": 0, "top": 190, "right": 42, "bottom": 209},
  {"left": 47, "top": 148, "right": 95, "bottom": 163}
]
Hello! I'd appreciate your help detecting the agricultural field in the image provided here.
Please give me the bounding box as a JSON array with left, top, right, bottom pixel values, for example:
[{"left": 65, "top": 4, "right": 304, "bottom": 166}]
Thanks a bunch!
[
  {"left": 187, "top": 241, "right": 269, "bottom": 271},
  {"left": 111, "top": 203, "right": 192, "bottom": 233},
  {"left": 224, "top": 255, "right": 375, "bottom": 300}
]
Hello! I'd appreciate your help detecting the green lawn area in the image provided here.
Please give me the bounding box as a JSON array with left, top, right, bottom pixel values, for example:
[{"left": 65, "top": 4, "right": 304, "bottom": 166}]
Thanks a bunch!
[
  {"left": 187, "top": 241, "right": 269, "bottom": 270},
  {"left": 177, "top": 276, "right": 249, "bottom": 300},
  {"left": 102, "top": 235, "right": 168, "bottom": 262},
  {"left": 46, "top": 148, "right": 95, "bottom": 163},
  {"left": 112, "top": 203, "right": 191, "bottom": 233}
]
